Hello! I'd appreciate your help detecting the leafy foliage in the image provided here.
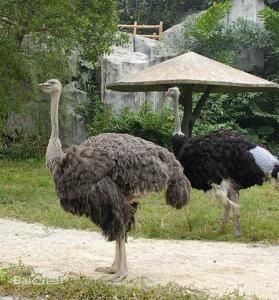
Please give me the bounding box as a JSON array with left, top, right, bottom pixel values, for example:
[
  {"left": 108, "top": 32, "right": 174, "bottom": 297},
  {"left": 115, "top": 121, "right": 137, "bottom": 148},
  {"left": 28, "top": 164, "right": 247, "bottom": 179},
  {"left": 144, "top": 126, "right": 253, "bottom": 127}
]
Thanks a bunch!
[
  {"left": 83, "top": 95, "right": 245, "bottom": 151},
  {"left": 84, "top": 98, "right": 175, "bottom": 150},
  {"left": 0, "top": 1, "right": 118, "bottom": 62},
  {"left": 176, "top": 3, "right": 270, "bottom": 64},
  {"left": 260, "top": 7, "right": 279, "bottom": 53},
  {"left": 191, "top": 1, "right": 232, "bottom": 38},
  {"left": 265, "top": 0, "right": 279, "bottom": 10},
  {"left": 0, "top": 1, "right": 119, "bottom": 158},
  {"left": 117, "top": 0, "right": 213, "bottom": 29}
]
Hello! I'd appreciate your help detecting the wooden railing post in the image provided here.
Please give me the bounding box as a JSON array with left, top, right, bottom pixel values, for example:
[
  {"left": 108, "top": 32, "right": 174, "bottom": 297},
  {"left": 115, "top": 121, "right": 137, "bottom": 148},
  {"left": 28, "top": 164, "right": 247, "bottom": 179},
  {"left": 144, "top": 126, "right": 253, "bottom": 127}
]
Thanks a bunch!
[
  {"left": 118, "top": 21, "right": 163, "bottom": 40},
  {"left": 133, "top": 21, "right": 137, "bottom": 36},
  {"left": 159, "top": 21, "right": 163, "bottom": 40}
]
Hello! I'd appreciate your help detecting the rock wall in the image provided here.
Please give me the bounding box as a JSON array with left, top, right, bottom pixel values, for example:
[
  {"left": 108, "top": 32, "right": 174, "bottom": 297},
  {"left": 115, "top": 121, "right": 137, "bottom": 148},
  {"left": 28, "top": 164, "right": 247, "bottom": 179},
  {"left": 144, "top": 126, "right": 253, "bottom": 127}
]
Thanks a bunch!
[
  {"left": 6, "top": 101, "right": 48, "bottom": 138},
  {"left": 5, "top": 82, "right": 89, "bottom": 147},
  {"left": 225, "top": 0, "right": 265, "bottom": 25},
  {"left": 225, "top": 0, "right": 265, "bottom": 71},
  {"left": 60, "top": 82, "right": 89, "bottom": 146},
  {"left": 101, "top": 47, "right": 150, "bottom": 113},
  {"left": 101, "top": 37, "right": 174, "bottom": 114}
]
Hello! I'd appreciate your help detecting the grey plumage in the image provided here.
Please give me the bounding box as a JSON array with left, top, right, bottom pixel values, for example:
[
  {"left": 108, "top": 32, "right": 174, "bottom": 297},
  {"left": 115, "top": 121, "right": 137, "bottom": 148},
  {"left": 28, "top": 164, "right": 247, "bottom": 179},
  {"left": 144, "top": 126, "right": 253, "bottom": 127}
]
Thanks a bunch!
[
  {"left": 54, "top": 133, "right": 191, "bottom": 241},
  {"left": 39, "top": 79, "right": 190, "bottom": 281}
]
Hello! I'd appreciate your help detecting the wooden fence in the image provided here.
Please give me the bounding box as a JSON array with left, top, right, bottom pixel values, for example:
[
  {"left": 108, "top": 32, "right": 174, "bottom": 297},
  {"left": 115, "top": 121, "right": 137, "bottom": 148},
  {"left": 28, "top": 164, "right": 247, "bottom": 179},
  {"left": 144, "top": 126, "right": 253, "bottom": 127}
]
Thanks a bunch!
[{"left": 118, "top": 21, "right": 163, "bottom": 40}]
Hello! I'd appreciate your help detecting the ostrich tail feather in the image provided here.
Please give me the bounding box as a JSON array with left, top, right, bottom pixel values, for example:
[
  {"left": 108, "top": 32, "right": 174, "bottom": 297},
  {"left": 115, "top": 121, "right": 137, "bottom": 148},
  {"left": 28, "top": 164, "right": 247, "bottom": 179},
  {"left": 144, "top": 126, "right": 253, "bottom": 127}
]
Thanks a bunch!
[{"left": 166, "top": 167, "right": 191, "bottom": 209}]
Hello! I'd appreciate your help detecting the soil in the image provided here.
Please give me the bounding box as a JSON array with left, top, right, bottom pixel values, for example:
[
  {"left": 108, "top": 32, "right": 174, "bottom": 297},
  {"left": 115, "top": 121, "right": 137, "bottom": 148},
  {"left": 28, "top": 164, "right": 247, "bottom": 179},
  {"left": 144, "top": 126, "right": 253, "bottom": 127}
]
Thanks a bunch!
[{"left": 0, "top": 218, "right": 278, "bottom": 299}]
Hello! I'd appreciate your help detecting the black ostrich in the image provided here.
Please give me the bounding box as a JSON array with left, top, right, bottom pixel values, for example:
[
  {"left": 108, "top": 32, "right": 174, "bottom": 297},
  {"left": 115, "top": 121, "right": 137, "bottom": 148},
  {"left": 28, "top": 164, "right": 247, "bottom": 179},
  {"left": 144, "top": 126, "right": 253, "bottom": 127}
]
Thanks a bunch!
[
  {"left": 166, "top": 87, "right": 279, "bottom": 237},
  {"left": 39, "top": 79, "right": 191, "bottom": 282}
]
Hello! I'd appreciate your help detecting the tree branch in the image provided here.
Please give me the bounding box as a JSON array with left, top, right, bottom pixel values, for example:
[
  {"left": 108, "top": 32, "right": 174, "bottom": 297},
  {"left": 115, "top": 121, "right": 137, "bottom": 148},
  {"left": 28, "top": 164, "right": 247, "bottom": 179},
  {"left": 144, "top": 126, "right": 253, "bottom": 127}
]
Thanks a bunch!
[
  {"left": 192, "top": 86, "right": 211, "bottom": 122},
  {"left": 0, "top": 16, "right": 20, "bottom": 27}
]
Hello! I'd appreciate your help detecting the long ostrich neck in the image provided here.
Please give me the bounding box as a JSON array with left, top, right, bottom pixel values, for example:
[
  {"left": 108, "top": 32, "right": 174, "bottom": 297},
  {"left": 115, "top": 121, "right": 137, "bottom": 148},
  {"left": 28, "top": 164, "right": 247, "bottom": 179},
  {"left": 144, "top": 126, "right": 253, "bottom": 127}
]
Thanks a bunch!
[
  {"left": 173, "top": 92, "right": 183, "bottom": 135},
  {"left": 46, "top": 91, "right": 64, "bottom": 169},
  {"left": 50, "top": 92, "right": 60, "bottom": 138}
]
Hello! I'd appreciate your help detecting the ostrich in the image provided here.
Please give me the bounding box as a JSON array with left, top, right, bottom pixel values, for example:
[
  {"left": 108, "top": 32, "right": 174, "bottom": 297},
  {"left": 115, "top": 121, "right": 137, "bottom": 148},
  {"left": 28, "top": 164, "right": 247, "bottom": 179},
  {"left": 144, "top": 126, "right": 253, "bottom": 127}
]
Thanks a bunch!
[
  {"left": 39, "top": 79, "right": 191, "bottom": 282},
  {"left": 165, "top": 87, "right": 279, "bottom": 237}
]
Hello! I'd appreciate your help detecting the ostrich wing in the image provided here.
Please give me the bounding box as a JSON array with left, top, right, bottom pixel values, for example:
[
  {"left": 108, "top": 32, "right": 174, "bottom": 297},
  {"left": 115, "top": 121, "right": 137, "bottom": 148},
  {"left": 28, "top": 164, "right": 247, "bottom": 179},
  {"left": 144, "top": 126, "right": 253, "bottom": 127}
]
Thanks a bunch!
[
  {"left": 84, "top": 133, "right": 181, "bottom": 197},
  {"left": 53, "top": 145, "right": 115, "bottom": 215}
]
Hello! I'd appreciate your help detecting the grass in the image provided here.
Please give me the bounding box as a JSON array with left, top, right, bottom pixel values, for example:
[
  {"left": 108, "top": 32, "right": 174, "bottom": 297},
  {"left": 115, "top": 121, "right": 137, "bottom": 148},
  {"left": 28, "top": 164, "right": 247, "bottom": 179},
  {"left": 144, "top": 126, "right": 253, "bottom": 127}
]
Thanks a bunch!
[
  {"left": 0, "top": 158, "right": 279, "bottom": 243},
  {"left": 0, "top": 264, "right": 250, "bottom": 300}
]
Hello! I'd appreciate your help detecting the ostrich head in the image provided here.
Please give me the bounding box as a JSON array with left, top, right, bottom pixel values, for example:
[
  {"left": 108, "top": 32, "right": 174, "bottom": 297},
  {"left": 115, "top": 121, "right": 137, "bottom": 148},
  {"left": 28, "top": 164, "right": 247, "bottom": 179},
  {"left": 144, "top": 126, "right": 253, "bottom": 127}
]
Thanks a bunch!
[
  {"left": 38, "top": 79, "right": 62, "bottom": 95},
  {"left": 165, "top": 87, "right": 180, "bottom": 98}
]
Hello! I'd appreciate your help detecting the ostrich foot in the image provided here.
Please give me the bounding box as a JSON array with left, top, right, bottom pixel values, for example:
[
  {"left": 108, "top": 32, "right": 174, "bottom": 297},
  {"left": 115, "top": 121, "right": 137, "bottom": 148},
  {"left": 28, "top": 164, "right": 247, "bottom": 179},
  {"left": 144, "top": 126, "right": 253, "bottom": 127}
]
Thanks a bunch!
[
  {"left": 100, "top": 270, "right": 128, "bottom": 282},
  {"left": 95, "top": 266, "right": 118, "bottom": 274}
]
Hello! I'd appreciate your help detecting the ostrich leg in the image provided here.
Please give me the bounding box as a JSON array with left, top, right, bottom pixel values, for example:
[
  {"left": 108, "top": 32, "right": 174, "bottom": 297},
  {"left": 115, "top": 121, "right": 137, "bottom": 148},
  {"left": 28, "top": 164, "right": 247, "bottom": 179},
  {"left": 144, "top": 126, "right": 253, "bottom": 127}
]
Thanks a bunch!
[
  {"left": 220, "top": 187, "right": 235, "bottom": 234},
  {"left": 220, "top": 201, "right": 231, "bottom": 234},
  {"left": 209, "top": 184, "right": 238, "bottom": 234},
  {"left": 230, "top": 190, "right": 241, "bottom": 237},
  {"left": 95, "top": 239, "right": 121, "bottom": 274},
  {"left": 100, "top": 236, "right": 128, "bottom": 282}
]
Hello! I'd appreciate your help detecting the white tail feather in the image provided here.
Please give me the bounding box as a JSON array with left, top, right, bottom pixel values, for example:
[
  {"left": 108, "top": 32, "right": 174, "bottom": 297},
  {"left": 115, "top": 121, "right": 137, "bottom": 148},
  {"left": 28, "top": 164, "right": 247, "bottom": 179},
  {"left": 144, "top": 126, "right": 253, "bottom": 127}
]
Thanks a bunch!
[{"left": 206, "top": 180, "right": 239, "bottom": 208}]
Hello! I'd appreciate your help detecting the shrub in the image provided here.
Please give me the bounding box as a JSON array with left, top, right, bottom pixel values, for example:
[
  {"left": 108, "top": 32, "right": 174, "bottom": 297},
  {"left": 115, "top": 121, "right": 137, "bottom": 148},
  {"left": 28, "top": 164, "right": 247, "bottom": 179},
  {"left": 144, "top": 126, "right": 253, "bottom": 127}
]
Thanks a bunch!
[
  {"left": 85, "top": 98, "right": 174, "bottom": 150},
  {"left": 83, "top": 95, "right": 247, "bottom": 151}
]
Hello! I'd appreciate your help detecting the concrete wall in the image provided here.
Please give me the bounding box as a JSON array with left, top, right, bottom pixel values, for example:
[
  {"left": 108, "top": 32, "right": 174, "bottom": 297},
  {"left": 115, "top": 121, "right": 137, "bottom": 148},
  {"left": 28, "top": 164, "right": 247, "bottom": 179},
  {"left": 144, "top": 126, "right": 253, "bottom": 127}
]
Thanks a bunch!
[{"left": 225, "top": 0, "right": 265, "bottom": 25}]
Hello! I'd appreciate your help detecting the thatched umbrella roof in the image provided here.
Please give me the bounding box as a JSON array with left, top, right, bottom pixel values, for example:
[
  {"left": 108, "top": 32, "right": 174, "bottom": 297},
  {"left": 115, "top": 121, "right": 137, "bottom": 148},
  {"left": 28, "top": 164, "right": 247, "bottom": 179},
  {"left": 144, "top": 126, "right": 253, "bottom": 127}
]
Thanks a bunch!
[
  {"left": 106, "top": 52, "right": 279, "bottom": 93},
  {"left": 106, "top": 51, "right": 279, "bottom": 137}
]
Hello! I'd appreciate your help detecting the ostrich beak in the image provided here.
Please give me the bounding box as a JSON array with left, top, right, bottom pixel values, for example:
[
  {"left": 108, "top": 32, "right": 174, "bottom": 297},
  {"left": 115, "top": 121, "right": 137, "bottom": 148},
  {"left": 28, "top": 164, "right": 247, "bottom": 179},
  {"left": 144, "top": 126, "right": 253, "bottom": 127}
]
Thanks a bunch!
[
  {"left": 165, "top": 90, "right": 171, "bottom": 97},
  {"left": 38, "top": 82, "right": 51, "bottom": 90}
]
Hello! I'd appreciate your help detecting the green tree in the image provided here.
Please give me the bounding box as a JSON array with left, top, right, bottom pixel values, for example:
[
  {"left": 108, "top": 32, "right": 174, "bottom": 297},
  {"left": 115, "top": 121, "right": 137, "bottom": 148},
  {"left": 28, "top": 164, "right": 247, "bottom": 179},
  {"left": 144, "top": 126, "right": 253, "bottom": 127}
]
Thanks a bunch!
[
  {"left": 265, "top": 0, "right": 279, "bottom": 10},
  {"left": 0, "top": 1, "right": 118, "bottom": 61},
  {"left": 260, "top": 7, "right": 279, "bottom": 53},
  {"left": 0, "top": 0, "right": 119, "bottom": 157},
  {"left": 117, "top": 0, "right": 211, "bottom": 29}
]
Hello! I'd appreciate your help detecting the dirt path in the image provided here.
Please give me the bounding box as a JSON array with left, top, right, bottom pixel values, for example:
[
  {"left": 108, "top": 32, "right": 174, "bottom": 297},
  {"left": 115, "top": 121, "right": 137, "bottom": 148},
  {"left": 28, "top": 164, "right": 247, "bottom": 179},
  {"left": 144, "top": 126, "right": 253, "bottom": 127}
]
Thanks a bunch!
[{"left": 0, "top": 219, "right": 278, "bottom": 299}]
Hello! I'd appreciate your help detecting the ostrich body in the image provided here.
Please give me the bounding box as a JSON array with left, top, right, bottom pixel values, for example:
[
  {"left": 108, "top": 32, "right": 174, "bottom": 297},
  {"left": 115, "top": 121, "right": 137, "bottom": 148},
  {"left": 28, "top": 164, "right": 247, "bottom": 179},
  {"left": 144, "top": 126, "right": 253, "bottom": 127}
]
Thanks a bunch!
[
  {"left": 166, "top": 87, "right": 279, "bottom": 237},
  {"left": 39, "top": 79, "right": 191, "bottom": 281}
]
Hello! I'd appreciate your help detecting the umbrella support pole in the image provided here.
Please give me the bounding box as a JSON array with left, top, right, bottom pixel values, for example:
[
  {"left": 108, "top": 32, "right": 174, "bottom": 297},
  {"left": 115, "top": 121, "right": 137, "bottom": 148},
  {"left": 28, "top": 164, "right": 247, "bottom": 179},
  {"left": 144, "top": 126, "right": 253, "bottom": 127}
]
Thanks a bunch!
[{"left": 180, "top": 85, "right": 211, "bottom": 138}]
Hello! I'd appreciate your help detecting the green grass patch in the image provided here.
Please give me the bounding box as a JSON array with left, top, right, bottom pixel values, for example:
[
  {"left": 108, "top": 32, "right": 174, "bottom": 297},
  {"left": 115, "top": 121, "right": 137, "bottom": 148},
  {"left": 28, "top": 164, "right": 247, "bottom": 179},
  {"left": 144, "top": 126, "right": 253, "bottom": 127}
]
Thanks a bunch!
[
  {"left": 0, "top": 159, "right": 279, "bottom": 243},
  {"left": 0, "top": 264, "right": 250, "bottom": 300}
]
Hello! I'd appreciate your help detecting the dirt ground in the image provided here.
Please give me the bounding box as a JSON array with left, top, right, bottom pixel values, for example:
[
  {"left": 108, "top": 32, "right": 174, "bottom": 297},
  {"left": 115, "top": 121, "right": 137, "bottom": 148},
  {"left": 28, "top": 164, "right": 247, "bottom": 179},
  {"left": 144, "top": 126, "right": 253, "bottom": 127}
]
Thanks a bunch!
[{"left": 0, "top": 218, "right": 278, "bottom": 299}]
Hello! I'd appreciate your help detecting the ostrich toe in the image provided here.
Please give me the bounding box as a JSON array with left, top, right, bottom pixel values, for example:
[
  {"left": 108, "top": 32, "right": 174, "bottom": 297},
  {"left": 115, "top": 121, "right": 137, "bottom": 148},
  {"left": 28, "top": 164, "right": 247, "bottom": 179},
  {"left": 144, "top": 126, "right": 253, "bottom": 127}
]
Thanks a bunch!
[
  {"left": 99, "top": 270, "right": 128, "bottom": 282},
  {"left": 95, "top": 266, "right": 118, "bottom": 274}
]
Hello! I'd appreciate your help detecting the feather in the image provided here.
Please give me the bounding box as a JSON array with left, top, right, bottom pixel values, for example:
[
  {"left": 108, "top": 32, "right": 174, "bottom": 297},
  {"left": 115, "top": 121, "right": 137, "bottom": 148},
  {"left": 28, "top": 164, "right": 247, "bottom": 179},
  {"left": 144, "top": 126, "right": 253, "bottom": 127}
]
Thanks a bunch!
[{"left": 53, "top": 133, "right": 191, "bottom": 241}]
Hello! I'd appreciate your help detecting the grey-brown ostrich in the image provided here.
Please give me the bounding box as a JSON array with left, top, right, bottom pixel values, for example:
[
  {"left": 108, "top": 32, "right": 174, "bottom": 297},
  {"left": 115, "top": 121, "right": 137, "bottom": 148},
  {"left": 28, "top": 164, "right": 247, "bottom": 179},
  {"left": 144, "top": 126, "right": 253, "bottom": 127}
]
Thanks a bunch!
[
  {"left": 166, "top": 86, "right": 279, "bottom": 237},
  {"left": 39, "top": 79, "right": 191, "bottom": 282}
]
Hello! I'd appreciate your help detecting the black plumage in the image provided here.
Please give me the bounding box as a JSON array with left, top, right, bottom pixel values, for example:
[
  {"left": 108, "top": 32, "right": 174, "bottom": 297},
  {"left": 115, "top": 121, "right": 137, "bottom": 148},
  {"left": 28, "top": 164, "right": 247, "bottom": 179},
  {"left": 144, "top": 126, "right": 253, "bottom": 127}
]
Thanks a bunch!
[
  {"left": 172, "top": 130, "right": 265, "bottom": 192},
  {"left": 166, "top": 86, "right": 279, "bottom": 237}
]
